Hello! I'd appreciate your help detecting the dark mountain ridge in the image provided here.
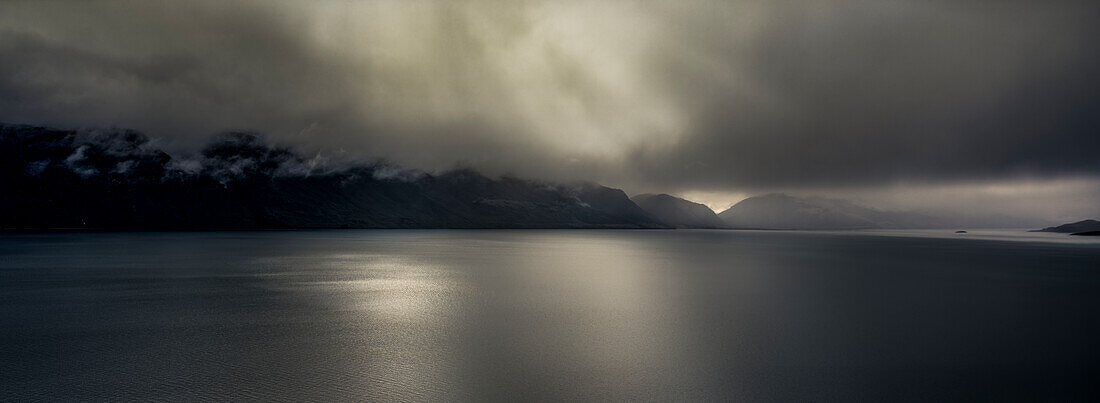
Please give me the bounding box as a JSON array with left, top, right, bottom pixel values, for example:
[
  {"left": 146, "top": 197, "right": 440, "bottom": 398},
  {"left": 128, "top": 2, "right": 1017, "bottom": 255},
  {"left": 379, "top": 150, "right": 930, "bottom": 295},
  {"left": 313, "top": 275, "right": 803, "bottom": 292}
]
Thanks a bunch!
[
  {"left": 0, "top": 123, "right": 664, "bottom": 230},
  {"left": 631, "top": 194, "right": 727, "bottom": 228},
  {"left": 1033, "top": 219, "right": 1100, "bottom": 233}
]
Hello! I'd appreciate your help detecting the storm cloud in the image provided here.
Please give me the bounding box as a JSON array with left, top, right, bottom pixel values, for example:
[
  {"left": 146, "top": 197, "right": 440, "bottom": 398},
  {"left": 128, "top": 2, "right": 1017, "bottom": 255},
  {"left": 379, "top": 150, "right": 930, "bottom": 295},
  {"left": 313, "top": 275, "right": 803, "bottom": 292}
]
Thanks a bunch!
[{"left": 1, "top": 0, "right": 1098, "bottom": 217}]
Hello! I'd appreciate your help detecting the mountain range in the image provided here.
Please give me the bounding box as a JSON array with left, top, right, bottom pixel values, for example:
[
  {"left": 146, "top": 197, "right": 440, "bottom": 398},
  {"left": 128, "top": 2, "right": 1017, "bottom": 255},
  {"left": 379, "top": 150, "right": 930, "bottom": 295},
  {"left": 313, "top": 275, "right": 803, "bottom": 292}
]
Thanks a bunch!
[
  {"left": 717, "top": 193, "right": 1048, "bottom": 230},
  {"left": 0, "top": 124, "right": 663, "bottom": 230},
  {"left": 0, "top": 123, "right": 1067, "bottom": 231}
]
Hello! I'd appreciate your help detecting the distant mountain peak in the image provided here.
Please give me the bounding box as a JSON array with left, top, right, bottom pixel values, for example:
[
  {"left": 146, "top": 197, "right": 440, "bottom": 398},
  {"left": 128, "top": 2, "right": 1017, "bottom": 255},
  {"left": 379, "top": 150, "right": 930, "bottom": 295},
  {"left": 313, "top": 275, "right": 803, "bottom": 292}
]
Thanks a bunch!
[
  {"left": 631, "top": 193, "right": 726, "bottom": 229},
  {"left": 718, "top": 193, "right": 1045, "bottom": 230}
]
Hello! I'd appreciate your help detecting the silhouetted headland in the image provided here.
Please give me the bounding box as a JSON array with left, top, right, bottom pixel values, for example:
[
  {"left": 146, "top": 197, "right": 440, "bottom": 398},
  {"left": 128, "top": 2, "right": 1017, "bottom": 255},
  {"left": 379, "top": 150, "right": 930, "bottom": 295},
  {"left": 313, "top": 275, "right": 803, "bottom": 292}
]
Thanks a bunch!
[{"left": 1034, "top": 219, "right": 1100, "bottom": 233}]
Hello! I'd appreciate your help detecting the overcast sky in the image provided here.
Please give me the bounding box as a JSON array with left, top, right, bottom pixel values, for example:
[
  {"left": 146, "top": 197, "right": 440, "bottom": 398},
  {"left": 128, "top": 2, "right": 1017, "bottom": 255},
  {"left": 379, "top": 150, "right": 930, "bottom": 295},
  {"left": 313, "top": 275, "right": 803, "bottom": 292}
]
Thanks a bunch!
[{"left": 1, "top": 1, "right": 1097, "bottom": 220}]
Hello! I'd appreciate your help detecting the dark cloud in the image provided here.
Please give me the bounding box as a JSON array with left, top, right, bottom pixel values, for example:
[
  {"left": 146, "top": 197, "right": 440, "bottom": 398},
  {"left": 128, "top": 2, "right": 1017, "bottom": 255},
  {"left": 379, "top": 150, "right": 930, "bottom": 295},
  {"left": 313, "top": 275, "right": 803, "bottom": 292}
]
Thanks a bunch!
[
  {"left": 629, "top": 0, "right": 1100, "bottom": 190},
  {"left": 0, "top": 2, "right": 367, "bottom": 150},
  {"left": 0, "top": 0, "right": 1097, "bottom": 202}
]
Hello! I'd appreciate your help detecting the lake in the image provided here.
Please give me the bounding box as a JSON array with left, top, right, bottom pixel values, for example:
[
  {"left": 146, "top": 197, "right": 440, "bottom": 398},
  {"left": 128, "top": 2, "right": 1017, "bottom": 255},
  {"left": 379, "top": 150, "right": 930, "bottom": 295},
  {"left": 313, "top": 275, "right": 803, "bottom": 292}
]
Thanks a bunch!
[{"left": 2, "top": 229, "right": 1098, "bottom": 401}]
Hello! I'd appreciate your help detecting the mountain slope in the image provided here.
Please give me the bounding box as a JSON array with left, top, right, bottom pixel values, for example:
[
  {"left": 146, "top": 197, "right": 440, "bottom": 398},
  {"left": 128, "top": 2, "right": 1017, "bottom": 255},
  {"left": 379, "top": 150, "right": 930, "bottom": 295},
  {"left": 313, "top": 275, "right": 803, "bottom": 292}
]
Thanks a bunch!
[
  {"left": 0, "top": 123, "right": 665, "bottom": 230},
  {"left": 631, "top": 194, "right": 726, "bottom": 228},
  {"left": 1033, "top": 219, "right": 1100, "bottom": 233},
  {"left": 718, "top": 194, "right": 885, "bottom": 229},
  {"left": 718, "top": 193, "right": 1043, "bottom": 230}
]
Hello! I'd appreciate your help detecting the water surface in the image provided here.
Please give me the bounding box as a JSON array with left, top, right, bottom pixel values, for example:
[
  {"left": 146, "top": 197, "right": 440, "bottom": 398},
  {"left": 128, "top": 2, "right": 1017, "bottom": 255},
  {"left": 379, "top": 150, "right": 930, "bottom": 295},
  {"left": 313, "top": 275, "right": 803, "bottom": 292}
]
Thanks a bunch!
[{"left": 2, "top": 230, "right": 1098, "bottom": 400}]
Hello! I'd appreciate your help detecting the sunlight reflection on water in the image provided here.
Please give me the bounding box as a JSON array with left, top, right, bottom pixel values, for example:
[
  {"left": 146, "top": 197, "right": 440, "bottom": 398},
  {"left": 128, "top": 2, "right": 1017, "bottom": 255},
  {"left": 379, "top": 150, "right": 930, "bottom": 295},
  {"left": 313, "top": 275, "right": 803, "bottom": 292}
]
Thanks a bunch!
[{"left": 1, "top": 230, "right": 1098, "bottom": 401}]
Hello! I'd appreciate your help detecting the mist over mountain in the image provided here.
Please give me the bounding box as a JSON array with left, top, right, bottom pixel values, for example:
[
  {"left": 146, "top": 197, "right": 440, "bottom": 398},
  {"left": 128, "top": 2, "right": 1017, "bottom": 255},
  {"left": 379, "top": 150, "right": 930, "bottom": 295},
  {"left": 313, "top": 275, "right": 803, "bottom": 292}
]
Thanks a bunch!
[
  {"left": 1, "top": 1, "right": 1099, "bottom": 223},
  {"left": 718, "top": 193, "right": 1048, "bottom": 230},
  {"left": 0, "top": 124, "right": 663, "bottom": 230},
  {"left": 0, "top": 123, "right": 1074, "bottom": 231},
  {"left": 631, "top": 194, "right": 726, "bottom": 229}
]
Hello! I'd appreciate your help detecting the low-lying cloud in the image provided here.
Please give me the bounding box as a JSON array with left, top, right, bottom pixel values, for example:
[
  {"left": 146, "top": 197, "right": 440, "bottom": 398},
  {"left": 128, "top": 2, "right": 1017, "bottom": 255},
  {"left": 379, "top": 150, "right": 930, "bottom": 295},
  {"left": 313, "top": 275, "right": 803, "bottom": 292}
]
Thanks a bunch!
[{"left": 1, "top": 1, "right": 1097, "bottom": 218}]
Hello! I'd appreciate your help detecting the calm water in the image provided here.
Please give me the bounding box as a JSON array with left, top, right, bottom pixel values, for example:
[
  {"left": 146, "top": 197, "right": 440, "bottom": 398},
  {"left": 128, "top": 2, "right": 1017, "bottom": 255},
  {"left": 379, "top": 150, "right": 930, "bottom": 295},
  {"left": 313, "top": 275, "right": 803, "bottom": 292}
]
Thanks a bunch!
[{"left": 2, "top": 230, "right": 1099, "bottom": 401}]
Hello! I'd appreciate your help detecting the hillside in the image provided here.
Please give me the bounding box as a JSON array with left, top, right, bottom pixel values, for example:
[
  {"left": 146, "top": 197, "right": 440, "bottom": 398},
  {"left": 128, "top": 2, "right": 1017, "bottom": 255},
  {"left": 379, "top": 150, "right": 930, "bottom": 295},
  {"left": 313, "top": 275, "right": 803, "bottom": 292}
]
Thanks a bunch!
[
  {"left": 631, "top": 194, "right": 727, "bottom": 228},
  {"left": 1033, "top": 220, "right": 1100, "bottom": 233},
  {"left": 718, "top": 193, "right": 1045, "bottom": 230},
  {"left": 0, "top": 124, "right": 664, "bottom": 230}
]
